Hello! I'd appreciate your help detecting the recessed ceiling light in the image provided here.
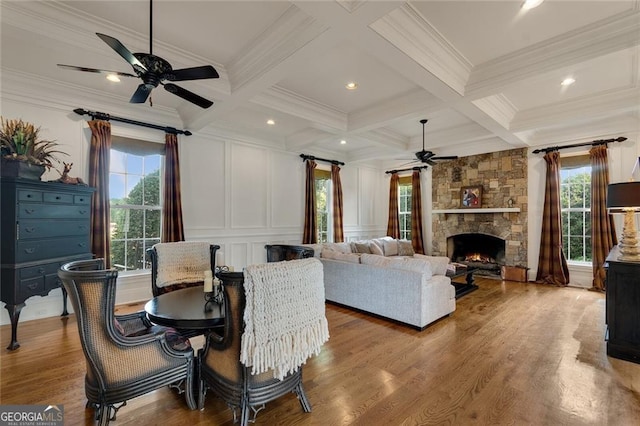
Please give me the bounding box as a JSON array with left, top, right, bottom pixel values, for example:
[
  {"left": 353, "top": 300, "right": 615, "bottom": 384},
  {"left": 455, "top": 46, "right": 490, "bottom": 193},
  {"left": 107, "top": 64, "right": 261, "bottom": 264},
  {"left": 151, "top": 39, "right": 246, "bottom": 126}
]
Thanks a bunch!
[
  {"left": 561, "top": 77, "right": 576, "bottom": 86},
  {"left": 340, "top": 140, "right": 347, "bottom": 145},
  {"left": 522, "top": 0, "right": 544, "bottom": 10},
  {"left": 266, "top": 119, "right": 275, "bottom": 125},
  {"left": 345, "top": 82, "right": 358, "bottom": 90},
  {"left": 106, "top": 74, "right": 120, "bottom": 82}
]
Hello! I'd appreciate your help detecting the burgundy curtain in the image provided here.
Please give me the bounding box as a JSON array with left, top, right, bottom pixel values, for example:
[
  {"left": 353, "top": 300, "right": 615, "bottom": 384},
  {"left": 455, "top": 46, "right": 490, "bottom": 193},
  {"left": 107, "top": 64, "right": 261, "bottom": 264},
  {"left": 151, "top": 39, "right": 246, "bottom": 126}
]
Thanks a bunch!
[
  {"left": 162, "top": 133, "right": 185, "bottom": 242},
  {"left": 536, "top": 151, "right": 570, "bottom": 285},
  {"left": 302, "top": 160, "right": 317, "bottom": 244},
  {"left": 386, "top": 173, "right": 400, "bottom": 239},
  {"left": 331, "top": 164, "right": 344, "bottom": 242},
  {"left": 87, "top": 120, "right": 111, "bottom": 267},
  {"left": 589, "top": 145, "right": 617, "bottom": 291},
  {"left": 411, "top": 170, "right": 425, "bottom": 254}
]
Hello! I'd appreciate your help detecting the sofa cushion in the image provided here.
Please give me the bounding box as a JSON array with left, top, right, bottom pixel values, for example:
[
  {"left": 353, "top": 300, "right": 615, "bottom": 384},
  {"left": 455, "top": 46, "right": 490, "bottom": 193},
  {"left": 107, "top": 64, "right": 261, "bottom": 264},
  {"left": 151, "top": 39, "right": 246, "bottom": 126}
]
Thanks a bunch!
[
  {"left": 398, "top": 240, "right": 415, "bottom": 256},
  {"left": 391, "top": 257, "right": 432, "bottom": 278},
  {"left": 323, "top": 242, "right": 353, "bottom": 254},
  {"left": 413, "top": 254, "right": 450, "bottom": 275},
  {"left": 321, "top": 248, "right": 361, "bottom": 263},
  {"left": 361, "top": 253, "right": 395, "bottom": 267}
]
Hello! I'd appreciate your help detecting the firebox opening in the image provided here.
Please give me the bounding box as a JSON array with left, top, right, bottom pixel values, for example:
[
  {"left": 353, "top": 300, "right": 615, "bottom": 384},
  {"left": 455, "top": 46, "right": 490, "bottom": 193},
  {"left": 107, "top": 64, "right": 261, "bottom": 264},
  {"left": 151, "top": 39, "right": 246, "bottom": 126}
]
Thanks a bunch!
[{"left": 447, "top": 233, "right": 506, "bottom": 276}]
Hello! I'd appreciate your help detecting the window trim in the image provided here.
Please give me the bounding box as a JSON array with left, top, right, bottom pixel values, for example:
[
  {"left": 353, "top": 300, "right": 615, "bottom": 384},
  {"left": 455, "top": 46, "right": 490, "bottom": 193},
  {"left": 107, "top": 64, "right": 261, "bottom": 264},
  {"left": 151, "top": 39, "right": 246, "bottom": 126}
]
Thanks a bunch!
[{"left": 560, "top": 154, "right": 591, "bottom": 265}]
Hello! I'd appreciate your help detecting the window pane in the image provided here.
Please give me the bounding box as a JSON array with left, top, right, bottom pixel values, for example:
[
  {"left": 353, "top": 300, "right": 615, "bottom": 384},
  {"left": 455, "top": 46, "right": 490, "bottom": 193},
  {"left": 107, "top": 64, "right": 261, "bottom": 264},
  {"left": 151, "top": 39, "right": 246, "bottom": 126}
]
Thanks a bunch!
[
  {"left": 110, "top": 240, "right": 125, "bottom": 271},
  {"left": 126, "top": 240, "right": 145, "bottom": 271},
  {"left": 146, "top": 210, "right": 161, "bottom": 238},
  {"left": 127, "top": 155, "right": 144, "bottom": 175}
]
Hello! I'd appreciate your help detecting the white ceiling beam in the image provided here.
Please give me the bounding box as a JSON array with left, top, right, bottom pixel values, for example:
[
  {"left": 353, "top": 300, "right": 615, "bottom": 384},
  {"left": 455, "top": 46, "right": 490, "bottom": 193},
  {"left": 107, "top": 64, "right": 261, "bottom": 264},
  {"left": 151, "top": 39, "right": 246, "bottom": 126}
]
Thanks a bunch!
[{"left": 466, "top": 10, "right": 640, "bottom": 99}]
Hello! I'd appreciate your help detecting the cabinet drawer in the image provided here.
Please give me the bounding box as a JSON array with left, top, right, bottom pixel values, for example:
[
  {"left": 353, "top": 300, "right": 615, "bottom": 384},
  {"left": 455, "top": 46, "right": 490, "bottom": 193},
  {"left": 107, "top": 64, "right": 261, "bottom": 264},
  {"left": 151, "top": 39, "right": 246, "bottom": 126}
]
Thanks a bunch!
[
  {"left": 19, "top": 220, "right": 89, "bottom": 239},
  {"left": 18, "top": 190, "right": 43, "bottom": 202},
  {"left": 19, "top": 277, "right": 45, "bottom": 300},
  {"left": 18, "top": 204, "right": 91, "bottom": 219},
  {"left": 20, "top": 262, "right": 60, "bottom": 279},
  {"left": 45, "top": 273, "right": 61, "bottom": 293},
  {"left": 74, "top": 194, "right": 92, "bottom": 205},
  {"left": 16, "top": 236, "right": 90, "bottom": 262},
  {"left": 43, "top": 192, "right": 74, "bottom": 204}
]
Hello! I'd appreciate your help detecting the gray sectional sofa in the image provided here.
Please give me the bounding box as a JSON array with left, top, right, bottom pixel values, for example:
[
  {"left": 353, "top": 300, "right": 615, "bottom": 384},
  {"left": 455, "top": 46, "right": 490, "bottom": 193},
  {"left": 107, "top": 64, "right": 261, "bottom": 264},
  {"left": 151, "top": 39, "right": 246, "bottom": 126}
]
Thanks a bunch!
[{"left": 304, "top": 238, "right": 456, "bottom": 330}]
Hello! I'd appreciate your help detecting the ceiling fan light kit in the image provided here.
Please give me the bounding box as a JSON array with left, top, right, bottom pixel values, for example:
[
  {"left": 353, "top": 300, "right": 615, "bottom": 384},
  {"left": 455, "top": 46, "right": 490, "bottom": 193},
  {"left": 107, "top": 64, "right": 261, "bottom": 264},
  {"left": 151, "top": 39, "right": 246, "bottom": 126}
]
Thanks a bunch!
[
  {"left": 402, "top": 119, "right": 458, "bottom": 167},
  {"left": 57, "top": 0, "right": 217, "bottom": 109}
]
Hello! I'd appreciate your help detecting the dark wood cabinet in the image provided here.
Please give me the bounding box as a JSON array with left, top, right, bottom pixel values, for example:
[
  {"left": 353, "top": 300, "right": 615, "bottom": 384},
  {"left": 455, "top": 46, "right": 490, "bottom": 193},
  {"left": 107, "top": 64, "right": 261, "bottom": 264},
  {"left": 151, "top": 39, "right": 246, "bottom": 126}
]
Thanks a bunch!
[
  {"left": 605, "top": 246, "right": 640, "bottom": 363},
  {"left": 1, "top": 177, "right": 95, "bottom": 350}
]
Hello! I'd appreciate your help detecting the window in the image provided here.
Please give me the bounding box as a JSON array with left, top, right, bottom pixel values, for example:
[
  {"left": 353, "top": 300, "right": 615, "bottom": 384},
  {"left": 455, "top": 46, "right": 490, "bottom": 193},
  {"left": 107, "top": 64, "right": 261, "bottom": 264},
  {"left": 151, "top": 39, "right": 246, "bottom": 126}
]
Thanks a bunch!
[
  {"left": 398, "top": 176, "right": 412, "bottom": 240},
  {"left": 109, "top": 137, "right": 164, "bottom": 272},
  {"left": 315, "top": 169, "right": 332, "bottom": 243},
  {"left": 560, "top": 155, "right": 591, "bottom": 263}
]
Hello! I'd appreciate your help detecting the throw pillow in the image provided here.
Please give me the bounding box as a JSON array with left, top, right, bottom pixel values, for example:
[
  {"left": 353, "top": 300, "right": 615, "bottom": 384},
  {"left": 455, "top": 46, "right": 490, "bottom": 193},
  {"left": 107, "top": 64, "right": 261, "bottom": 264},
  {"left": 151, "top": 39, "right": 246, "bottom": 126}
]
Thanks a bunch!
[
  {"left": 369, "top": 240, "right": 384, "bottom": 256},
  {"left": 323, "top": 242, "right": 352, "bottom": 254},
  {"left": 383, "top": 239, "right": 399, "bottom": 256},
  {"left": 398, "top": 240, "right": 415, "bottom": 256},
  {"left": 353, "top": 242, "right": 372, "bottom": 254}
]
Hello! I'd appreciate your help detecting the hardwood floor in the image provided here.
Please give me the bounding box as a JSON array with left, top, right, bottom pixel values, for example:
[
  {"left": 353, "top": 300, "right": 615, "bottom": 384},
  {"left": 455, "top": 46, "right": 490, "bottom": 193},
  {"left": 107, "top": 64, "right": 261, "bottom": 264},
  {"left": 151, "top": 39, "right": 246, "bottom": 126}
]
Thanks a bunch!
[{"left": 2, "top": 278, "right": 639, "bottom": 425}]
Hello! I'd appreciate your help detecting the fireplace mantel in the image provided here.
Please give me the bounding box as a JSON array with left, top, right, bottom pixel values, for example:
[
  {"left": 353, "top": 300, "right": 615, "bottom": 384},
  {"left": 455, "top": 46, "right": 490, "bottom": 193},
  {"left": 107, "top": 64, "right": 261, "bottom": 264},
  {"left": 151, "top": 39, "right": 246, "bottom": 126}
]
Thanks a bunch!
[{"left": 432, "top": 207, "right": 520, "bottom": 214}]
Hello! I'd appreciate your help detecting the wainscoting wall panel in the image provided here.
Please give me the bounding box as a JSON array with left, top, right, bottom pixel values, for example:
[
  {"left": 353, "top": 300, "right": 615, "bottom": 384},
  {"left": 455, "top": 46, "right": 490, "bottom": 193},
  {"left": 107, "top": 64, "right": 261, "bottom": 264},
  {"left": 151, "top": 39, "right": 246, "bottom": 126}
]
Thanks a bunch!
[{"left": 230, "top": 143, "right": 268, "bottom": 228}]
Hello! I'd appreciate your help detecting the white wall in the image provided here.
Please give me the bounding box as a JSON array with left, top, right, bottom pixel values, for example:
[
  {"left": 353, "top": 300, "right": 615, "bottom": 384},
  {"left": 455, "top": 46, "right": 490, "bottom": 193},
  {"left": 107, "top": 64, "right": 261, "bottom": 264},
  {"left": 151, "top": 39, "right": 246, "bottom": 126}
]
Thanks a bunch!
[
  {"left": 0, "top": 84, "right": 388, "bottom": 325},
  {"left": 526, "top": 135, "right": 640, "bottom": 287}
]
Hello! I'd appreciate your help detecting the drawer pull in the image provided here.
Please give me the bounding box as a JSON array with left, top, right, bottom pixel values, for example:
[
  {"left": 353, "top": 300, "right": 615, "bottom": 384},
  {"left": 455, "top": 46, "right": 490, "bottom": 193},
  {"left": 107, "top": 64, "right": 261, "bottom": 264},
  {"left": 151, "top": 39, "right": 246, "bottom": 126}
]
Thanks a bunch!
[
  {"left": 38, "top": 268, "right": 45, "bottom": 274},
  {"left": 79, "top": 209, "right": 88, "bottom": 215},
  {"left": 78, "top": 242, "right": 87, "bottom": 248},
  {"left": 24, "top": 227, "right": 36, "bottom": 233},
  {"left": 56, "top": 196, "right": 61, "bottom": 200},
  {"left": 27, "top": 282, "right": 39, "bottom": 290},
  {"left": 25, "top": 248, "right": 36, "bottom": 254},
  {"left": 24, "top": 208, "right": 36, "bottom": 214}
]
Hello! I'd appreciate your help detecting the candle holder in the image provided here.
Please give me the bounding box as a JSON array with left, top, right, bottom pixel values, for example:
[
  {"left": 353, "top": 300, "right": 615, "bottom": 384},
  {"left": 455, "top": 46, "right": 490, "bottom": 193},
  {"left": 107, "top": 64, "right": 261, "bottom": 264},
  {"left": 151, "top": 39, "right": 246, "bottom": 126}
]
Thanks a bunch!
[{"left": 204, "top": 283, "right": 224, "bottom": 312}]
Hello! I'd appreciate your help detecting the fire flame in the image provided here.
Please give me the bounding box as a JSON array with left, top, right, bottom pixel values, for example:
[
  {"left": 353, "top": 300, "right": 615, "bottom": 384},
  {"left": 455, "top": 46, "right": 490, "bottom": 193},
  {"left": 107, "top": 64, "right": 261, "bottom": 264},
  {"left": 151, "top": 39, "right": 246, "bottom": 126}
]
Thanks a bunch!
[{"left": 464, "top": 253, "right": 495, "bottom": 263}]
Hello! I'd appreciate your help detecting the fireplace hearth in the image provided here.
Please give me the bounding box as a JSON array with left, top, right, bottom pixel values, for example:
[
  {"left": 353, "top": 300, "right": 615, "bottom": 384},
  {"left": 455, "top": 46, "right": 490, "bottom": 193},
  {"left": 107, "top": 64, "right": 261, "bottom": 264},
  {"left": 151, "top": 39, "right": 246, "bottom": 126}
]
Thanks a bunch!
[{"left": 447, "top": 233, "right": 506, "bottom": 276}]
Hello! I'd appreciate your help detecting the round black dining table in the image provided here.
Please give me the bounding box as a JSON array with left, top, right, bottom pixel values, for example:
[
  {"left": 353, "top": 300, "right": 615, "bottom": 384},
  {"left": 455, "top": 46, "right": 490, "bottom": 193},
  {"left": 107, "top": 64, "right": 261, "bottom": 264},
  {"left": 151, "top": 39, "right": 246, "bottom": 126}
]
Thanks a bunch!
[{"left": 144, "top": 286, "right": 225, "bottom": 331}]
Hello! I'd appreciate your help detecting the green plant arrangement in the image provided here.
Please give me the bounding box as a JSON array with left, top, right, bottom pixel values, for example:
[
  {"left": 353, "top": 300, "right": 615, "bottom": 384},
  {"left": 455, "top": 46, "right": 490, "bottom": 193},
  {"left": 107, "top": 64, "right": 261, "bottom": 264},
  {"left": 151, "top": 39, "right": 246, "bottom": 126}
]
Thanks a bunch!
[{"left": 1, "top": 117, "right": 65, "bottom": 170}]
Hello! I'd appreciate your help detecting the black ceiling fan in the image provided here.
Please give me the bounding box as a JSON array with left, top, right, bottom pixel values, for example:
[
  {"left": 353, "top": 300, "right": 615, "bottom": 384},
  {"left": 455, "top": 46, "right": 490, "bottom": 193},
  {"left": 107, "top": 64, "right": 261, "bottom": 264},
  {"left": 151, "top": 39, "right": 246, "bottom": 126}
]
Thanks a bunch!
[
  {"left": 400, "top": 119, "right": 458, "bottom": 166},
  {"left": 57, "top": 0, "right": 218, "bottom": 109}
]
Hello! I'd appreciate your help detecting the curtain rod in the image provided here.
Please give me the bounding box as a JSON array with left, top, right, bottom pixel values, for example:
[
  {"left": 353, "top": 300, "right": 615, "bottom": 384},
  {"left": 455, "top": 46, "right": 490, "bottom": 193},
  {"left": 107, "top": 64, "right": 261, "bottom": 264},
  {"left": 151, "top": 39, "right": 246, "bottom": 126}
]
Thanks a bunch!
[
  {"left": 532, "top": 136, "right": 626, "bottom": 154},
  {"left": 73, "top": 108, "right": 192, "bottom": 136},
  {"left": 300, "top": 153, "right": 345, "bottom": 166},
  {"left": 385, "top": 165, "right": 429, "bottom": 174}
]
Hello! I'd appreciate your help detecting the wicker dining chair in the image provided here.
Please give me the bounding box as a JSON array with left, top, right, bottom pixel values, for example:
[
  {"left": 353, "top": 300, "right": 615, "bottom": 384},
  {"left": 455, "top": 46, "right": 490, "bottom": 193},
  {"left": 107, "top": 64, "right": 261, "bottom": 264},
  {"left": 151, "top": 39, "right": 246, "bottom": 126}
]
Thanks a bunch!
[
  {"left": 198, "top": 258, "right": 329, "bottom": 425},
  {"left": 147, "top": 242, "right": 220, "bottom": 297},
  {"left": 58, "top": 258, "right": 197, "bottom": 426}
]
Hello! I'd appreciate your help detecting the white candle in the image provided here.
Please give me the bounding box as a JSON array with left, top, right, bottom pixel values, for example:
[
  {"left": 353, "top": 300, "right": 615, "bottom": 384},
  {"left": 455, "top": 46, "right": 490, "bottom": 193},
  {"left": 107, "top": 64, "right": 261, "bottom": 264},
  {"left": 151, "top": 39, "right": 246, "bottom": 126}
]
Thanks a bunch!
[
  {"left": 204, "top": 270, "right": 213, "bottom": 292},
  {"left": 216, "top": 251, "right": 224, "bottom": 267}
]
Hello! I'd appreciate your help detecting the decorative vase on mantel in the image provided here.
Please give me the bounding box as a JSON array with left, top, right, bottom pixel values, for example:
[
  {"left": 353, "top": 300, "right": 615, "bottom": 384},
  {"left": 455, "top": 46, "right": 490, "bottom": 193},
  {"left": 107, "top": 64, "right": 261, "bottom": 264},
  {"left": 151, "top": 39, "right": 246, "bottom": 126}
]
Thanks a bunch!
[{"left": 0, "top": 158, "right": 46, "bottom": 180}]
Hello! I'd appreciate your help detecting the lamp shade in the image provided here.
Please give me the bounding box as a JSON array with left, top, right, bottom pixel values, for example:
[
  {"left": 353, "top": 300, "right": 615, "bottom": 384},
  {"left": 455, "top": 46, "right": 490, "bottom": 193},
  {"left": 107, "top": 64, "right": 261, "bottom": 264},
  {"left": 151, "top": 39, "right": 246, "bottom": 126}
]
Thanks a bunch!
[{"left": 607, "top": 182, "right": 640, "bottom": 212}]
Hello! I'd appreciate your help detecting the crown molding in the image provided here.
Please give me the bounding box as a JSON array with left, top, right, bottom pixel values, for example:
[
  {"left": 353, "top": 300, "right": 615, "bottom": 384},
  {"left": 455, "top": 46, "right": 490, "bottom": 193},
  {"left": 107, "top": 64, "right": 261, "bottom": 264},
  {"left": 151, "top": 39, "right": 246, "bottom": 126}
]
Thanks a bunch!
[
  {"left": 369, "top": 4, "right": 472, "bottom": 96},
  {"left": 347, "top": 90, "right": 442, "bottom": 133},
  {"left": 472, "top": 94, "right": 518, "bottom": 130},
  {"left": 466, "top": 10, "right": 640, "bottom": 99},
  {"left": 251, "top": 85, "right": 347, "bottom": 132},
  {"left": 510, "top": 86, "right": 640, "bottom": 132},
  {"left": 227, "top": 5, "right": 327, "bottom": 93}
]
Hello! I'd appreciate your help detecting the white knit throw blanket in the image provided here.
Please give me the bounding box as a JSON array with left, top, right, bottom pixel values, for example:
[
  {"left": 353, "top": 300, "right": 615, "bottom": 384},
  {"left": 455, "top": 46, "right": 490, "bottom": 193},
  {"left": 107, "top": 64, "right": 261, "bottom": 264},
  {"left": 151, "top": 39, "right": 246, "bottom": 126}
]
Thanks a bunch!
[
  {"left": 154, "top": 242, "right": 210, "bottom": 287},
  {"left": 240, "top": 258, "right": 329, "bottom": 380}
]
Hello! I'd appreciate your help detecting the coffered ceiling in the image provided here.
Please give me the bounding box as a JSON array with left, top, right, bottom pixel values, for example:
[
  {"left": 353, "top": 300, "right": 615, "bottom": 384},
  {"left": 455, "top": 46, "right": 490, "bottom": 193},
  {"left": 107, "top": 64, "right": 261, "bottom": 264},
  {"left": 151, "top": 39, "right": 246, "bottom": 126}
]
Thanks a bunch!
[{"left": 1, "top": 1, "right": 638, "bottom": 165}]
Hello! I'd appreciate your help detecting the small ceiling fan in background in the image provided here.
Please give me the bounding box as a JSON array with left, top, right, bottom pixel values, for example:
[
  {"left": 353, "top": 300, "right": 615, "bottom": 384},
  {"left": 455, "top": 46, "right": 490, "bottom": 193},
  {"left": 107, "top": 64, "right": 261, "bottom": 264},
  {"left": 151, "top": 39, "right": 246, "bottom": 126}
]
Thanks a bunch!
[
  {"left": 399, "top": 119, "right": 458, "bottom": 166},
  {"left": 57, "top": 0, "right": 218, "bottom": 109}
]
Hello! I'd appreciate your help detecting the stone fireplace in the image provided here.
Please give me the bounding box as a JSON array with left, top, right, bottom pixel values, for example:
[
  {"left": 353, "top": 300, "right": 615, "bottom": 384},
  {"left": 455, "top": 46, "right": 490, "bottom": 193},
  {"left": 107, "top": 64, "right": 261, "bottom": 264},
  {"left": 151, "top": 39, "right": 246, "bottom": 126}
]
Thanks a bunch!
[{"left": 431, "top": 148, "right": 528, "bottom": 269}]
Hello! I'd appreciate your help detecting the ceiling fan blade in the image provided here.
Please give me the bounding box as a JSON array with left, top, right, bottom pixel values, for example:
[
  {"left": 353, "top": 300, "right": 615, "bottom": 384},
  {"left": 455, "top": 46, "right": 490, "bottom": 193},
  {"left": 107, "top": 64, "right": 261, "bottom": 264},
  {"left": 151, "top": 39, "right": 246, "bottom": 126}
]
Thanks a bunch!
[
  {"left": 162, "top": 65, "right": 219, "bottom": 82},
  {"left": 96, "top": 33, "right": 147, "bottom": 73},
  {"left": 57, "top": 64, "right": 137, "bottom": 78},
  {"left": 130, "top": 84, "right": 153, "bottom": 104},
  {"left": 163, "top": 83, "right": 213, "bottom": 109},
  {"left": 431, "top": 156, "right": 459, "bottom": 161}
]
